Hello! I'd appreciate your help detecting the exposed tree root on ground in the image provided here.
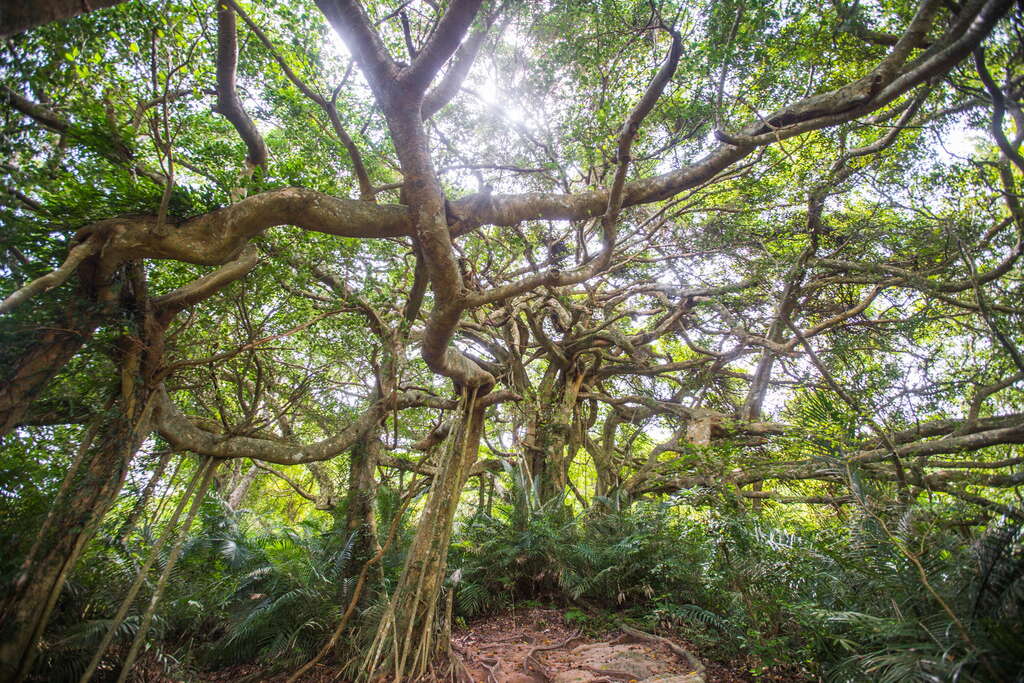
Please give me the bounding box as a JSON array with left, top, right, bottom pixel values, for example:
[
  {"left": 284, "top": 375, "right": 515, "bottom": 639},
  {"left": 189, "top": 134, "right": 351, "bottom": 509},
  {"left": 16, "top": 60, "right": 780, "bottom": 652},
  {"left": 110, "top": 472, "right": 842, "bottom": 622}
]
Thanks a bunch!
[
  {"left": 196, "top": 607, "right": 805, "bottom": 682},
  {"left": 450, "top": 608, "right": 714, "bottom": 683}
]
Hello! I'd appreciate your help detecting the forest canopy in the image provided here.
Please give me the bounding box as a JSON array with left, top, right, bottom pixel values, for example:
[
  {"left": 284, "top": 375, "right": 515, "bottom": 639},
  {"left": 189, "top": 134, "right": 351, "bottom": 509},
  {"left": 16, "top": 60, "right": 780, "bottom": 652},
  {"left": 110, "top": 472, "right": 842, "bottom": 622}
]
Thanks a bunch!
[{"left": 1, "top": 0, "right": 1023, "bottom": 681}]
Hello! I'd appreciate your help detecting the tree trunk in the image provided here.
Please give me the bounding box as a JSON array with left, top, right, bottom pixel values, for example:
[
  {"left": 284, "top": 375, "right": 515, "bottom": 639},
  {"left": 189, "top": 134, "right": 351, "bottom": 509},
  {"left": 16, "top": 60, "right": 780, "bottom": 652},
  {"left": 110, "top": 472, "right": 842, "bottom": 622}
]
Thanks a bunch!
[
  {"left": 0, "top": 403, "right": 151, "bottom": 682},
  {"left": 0, "top": 0, "right": 130, "bottom": 39},
  {"left": 527, "top": 370, "right": 585, "bottom": 505},
  {"left": 363, "top": 395, "right": 485, "bottom": 680},
  {"left": 225, "top": 462, "right": 259, "bottom": 510},
  {"left": 0, "top": 311, "right": 105, "bottom": 436},
  {"left": 0, "top": 267, "right": 162, "bottom": 682},
  {"left": 341, "top": 430, "right": 381, "bottom": 583},
  {"left": 0, "top": 258, "right": 120, "bottom": 437}
]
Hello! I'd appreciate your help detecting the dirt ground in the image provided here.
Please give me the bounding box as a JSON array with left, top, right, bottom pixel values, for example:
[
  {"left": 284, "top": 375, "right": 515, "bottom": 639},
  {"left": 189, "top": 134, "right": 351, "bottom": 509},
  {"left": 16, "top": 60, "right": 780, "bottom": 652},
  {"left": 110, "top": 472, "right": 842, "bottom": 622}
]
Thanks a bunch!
[
  {"left": 451, "top": 607, "right": 701, "bottom": 683},
  {"left": 449, "top": 607, "right": 799, "bottom": 683},
  {"left": 196, "top": 607, "right": 805, "bottom": 683}
]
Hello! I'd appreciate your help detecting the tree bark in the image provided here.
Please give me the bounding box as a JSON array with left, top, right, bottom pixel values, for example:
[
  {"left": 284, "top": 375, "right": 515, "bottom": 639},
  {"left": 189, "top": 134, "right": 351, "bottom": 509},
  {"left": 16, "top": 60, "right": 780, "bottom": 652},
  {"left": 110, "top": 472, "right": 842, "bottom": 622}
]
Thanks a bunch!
[
  {"left": 527, "top": 369, "right": 586, "bottom": 505},
  {"left": 0, "top": 277, "right": 111, "bottom": 436},
  {"left": 363, "top": 395, "right": 485, "bottom": 680},
  {"left": 341, "top": 430, "right": 381, "bottom": 582},
  {"left": 0, "top": 0, "right": 129, "bottom": 39},
  {"left": 225, "top": 462, "right": 259, "bottom": 510},
  {"left": 0, "top": 394, "right": 153, "bottom": 682}
]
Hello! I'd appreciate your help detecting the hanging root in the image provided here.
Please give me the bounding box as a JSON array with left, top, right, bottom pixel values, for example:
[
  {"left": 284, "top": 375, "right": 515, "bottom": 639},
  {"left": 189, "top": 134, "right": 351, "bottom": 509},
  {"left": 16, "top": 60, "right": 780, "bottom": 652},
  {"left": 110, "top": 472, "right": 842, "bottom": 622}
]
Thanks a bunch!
[
  {"left": 80, "top": 454, "right": 207, "bottom": 683},
  {"left": 286, "top": 479, "right": 421, "bottom": 683},
  {"left": 114, "top": 458, "right": 219, "bottom": 683},
  {"left": 362, "top": 388, "right": 479, "bottom": 681}
]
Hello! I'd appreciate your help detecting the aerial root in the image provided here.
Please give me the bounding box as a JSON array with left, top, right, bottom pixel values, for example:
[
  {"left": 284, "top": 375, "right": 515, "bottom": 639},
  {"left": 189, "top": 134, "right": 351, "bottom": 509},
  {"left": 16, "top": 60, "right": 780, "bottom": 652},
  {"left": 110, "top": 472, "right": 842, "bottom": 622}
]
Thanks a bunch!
[{"left": 286, "top": 480, "right": 420, "bottom": 683}]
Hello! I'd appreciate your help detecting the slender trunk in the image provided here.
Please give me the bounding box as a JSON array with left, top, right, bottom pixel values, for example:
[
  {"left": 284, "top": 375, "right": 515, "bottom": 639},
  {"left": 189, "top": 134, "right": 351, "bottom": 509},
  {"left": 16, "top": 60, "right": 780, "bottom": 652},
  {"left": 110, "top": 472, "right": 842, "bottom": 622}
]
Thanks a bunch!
[
  {"left": 79, "top": 457, "right": 209, "bottom": 683},
  {"left": 226, "top": 462, "right": 259, "bottom": 510},
  {"left": 364, "top": 394, "right": 485, "bottom": 680},
  {"left": 117, "top": 450, "right": 174, "bottom": 543},
  {"left": 113, "top": 461, "right": 218, "bottom": 683},
  {"left": 339, "top": 332, "right": 397, "bottom": 584},
  {"left": 475, "top": 474, "right": 486, "bottom": 516},
  {"left": 484, "top": 474, "right": 494, "bottom": 517},
  {"left": 589, "top": 417, "right": 619, "bottom": 503},
  {"left": 527, "top": 371, "right": 585, "bottom": 505},
  {"left": 593, "top": 458, "right": 615, "bottom": 500},
  {"left": 742, "top": 351, "right": 778, "bottom": 422},
  {"left": 342, "top": 429, "right": 381, "bottom": 580}
]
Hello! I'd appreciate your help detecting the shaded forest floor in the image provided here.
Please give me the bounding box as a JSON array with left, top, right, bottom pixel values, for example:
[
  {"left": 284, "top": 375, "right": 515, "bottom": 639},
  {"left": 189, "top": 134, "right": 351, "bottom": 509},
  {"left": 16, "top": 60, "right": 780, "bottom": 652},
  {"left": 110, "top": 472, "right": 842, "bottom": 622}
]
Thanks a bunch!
[
  {"left": 196, "top": 607, "right": 806, "bottom": 682},
  {"left": 452, "top": 607, "right": 713, "bottom": 683}
]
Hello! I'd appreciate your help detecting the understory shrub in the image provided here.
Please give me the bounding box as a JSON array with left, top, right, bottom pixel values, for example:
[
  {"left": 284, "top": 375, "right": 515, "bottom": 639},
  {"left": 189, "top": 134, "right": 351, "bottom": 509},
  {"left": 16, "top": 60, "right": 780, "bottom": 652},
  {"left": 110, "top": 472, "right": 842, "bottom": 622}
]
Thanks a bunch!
[{"left": 449, "top": 481, "right": 1024, "bottom": 681}]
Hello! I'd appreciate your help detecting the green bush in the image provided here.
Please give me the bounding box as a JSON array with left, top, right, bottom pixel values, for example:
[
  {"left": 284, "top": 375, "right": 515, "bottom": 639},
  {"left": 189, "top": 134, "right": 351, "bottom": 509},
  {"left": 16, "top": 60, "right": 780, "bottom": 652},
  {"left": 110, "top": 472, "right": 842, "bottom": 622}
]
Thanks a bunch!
[{"left": 449, "top": 479, "right": 1024, "bottom": 681}]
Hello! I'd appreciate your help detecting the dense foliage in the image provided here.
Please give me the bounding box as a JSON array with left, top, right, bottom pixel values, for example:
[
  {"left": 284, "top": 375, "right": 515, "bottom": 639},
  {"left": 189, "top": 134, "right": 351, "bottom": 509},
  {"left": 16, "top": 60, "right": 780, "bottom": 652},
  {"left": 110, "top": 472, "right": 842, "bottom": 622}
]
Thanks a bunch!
[{"left": 1, "top": 0, "right": 1023, "bottom": 681}]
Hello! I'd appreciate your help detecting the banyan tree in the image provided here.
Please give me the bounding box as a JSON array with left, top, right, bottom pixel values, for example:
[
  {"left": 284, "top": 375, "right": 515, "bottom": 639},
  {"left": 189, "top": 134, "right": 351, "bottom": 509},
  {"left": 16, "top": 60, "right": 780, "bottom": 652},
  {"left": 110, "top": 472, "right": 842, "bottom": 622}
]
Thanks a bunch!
[{"left": 1, "top": 0, "right": 1022, "bottom": 680}]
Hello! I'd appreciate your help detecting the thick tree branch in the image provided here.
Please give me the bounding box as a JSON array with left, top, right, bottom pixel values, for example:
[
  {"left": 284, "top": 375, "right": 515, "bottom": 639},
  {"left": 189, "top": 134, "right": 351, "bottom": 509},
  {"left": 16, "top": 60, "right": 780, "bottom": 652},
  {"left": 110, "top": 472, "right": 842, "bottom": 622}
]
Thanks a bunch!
[
  {"left": 155, "top": 385, "right": 519, "bottom": 465},
  {"left": 214, "top": 1, "right": 268, "bottom": 168},
  {"left": 0, "top": 235, "right": 100, "bottom": 315},
  {"left": 851, "top": 419, "right": 1024, "bottom": 463},
  {"left": 314, "top": 0, "right": 399, "bottom": 96},
  {"left": 254, "top": 462, "right": 319, "bottom": 502},
  {"left": 0, "top": 0, "right": 129, "bottom": 38},
  {"left": 152, "top": 244, "right": 259, "bottom": 316},
  {"left": 422, "top": 16, "right": 494, "bottom": 118},
  {"left": 975, "top": 47, "right": 1024, "bottom": 173},
  {"left": 74, "top": 187, "right": 411, "bottom": 267},
  {"left": 221, "top": 0, "right": 374, "bottom": 199},
  {"left": 155, "top": 385, "right": 388, "bottom": 464},
  {"left": 399, "top": 0, "right": 485, "bottom": 96}
]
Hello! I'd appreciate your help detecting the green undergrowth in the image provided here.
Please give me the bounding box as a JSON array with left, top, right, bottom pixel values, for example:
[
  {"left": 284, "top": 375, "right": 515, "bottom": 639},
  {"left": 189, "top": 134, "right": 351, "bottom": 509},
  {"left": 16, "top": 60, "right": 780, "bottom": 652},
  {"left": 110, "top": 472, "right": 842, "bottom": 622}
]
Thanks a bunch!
[
  {"left": 34, "top": 490, "right": 416, "bottom": 682},
  {"left": 28, "top": 481, "right": 1024, "bottom": 682},
  {"left": 447, "top": 484, "right": 1024, "bottom": 681}
]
